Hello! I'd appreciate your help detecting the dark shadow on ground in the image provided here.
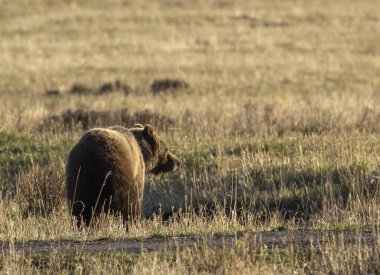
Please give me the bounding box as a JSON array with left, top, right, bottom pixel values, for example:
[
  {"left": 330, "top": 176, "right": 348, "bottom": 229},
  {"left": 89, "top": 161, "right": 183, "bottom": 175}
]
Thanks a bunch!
[{"left": 142, "top": 164, "right": 379, "bottom": 224}]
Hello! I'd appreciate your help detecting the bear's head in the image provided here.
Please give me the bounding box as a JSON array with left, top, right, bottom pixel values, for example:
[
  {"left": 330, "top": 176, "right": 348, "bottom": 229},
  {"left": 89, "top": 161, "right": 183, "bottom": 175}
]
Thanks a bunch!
[{"left": 132, "top": 124, "right": 181, "bottom": 175}]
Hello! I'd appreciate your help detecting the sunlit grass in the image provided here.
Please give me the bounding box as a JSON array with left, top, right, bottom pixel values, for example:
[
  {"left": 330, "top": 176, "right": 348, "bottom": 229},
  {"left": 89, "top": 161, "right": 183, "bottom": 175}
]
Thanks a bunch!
[{"left": 0, "top": 0, "right": 379, "bottom": 273}]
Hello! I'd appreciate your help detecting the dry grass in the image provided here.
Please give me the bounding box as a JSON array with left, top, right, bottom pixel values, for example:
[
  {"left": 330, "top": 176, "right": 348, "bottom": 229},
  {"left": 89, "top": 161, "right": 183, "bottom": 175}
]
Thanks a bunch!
[
  {"left": 15, "top": 164, "right": 65, "bottom": 217},
  {"left": 0, "top": 0, "right": 380, "bottom": 273},
  {"left": 1, "top": 233, "right": 379, "bottom": 274}
]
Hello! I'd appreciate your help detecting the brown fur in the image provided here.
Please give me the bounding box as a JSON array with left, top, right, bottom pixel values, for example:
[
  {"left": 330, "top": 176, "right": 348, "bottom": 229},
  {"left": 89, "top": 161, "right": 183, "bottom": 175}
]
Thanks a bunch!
[{"left": 65, "top": 124, "right": 181, "bottom": 227}]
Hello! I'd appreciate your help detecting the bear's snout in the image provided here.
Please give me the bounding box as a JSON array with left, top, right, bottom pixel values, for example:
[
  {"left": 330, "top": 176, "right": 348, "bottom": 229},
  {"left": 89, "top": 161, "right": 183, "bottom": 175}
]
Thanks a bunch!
[
  {"left": 150, "top": 151, "right": 181, "bottom": 175},
  {"left": 168, "top": 152, "right": 181, "bottom": 171}
]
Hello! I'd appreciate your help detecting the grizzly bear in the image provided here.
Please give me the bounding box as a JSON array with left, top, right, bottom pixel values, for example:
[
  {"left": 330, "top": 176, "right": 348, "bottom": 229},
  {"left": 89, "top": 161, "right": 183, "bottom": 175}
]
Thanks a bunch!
[{"left": 65, "top": 124, "right": 181, "bottom": 227}]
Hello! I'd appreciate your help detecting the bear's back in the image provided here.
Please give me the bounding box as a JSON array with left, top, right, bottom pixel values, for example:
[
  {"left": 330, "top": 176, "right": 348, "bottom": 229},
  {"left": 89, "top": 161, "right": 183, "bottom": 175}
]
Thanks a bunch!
[{"left": 65, "top": 128, "right": 145, "bottom": 209}]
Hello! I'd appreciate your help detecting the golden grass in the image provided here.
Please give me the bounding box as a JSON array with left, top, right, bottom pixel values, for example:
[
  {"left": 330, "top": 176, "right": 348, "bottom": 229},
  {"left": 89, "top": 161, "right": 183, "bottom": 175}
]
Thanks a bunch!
[
  {"left": 1, "top": 233, "right": 379, "bottom": 274},
  {"left": 0, "top": 0, "right": 380, "bottom": 273}
]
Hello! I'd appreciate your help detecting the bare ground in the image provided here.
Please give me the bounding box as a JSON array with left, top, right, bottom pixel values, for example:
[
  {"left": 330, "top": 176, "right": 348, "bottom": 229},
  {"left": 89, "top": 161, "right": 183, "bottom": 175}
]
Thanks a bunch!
[{"left": 1, "top": 230, "right": 377, "bottom": 255}]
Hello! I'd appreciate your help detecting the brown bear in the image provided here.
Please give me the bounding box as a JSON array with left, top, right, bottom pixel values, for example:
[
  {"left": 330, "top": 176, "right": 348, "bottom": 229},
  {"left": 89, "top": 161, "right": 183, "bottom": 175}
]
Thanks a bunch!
[{"left": 65, "top": 124, "right": 181, "bottom": 227}]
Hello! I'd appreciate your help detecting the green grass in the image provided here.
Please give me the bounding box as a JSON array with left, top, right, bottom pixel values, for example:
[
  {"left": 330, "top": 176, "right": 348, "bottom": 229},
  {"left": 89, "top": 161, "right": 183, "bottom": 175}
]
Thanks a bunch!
[{"left": 0, "top": 130, "right": 73, "bottom": 185}]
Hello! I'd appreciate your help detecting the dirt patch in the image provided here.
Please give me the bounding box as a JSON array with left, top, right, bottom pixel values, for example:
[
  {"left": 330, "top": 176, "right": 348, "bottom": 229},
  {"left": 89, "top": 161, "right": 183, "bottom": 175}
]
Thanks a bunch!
[
  {"left": 45, "top": 90, "right": 61, "bottom": 97},
  {"left": 151, "top": 79, "right": 190, "bottom": 95},
  {"left": 98, "top": 80, "right": 131, "bottom": 96},
  {"left": 44, "top": 80, "right": 131, "bottom": 96},
  {"left": 46, "top": 79, "right": 188, "bottom": 97},
  {"left": 69, "top": 83, "right": 93, "bottom": 95},
  {"left": 0, "top": 230, "right": 376, "bottom": 255},
  {"left": 40, "top": 108, "right": 175, "bottom": 131}
]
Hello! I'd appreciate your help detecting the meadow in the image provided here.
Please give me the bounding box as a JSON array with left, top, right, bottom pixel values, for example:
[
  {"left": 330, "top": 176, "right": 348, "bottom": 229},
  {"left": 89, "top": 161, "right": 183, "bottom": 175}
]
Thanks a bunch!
[{"left": 0, "top": 0, "right": 379, "bottom": 273}]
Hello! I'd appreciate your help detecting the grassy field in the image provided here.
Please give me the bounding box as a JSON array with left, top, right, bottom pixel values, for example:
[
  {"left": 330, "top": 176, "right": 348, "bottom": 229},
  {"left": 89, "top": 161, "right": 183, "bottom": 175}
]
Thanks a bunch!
[{"left": 0, "top": 0, "right": 379, "bottom": 273}]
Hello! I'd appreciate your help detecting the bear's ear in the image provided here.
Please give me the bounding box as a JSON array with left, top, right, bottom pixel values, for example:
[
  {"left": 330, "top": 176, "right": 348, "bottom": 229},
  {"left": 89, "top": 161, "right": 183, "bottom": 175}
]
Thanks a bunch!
[
  {"left": 143, "top": 124, "right": 154, "bottom": 138},
  {"left": 134, "top": 123, "right": 144, "bottom": 129}
]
